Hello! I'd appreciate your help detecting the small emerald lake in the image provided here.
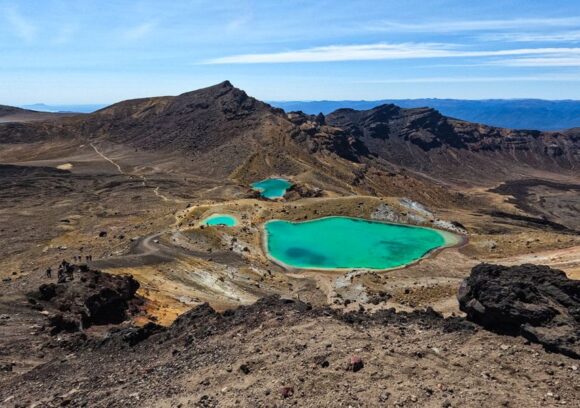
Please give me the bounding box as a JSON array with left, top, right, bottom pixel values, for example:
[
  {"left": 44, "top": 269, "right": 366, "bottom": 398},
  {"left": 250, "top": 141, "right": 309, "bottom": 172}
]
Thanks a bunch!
[
  {"left": 201, "top": 214, "right": 238, "bottom": 227},
  {"left": 251, "top": 178, "right": 292, "bottom": 199},
  {"left": 264, "top": 216, "right": 458, "bottom": 270}
]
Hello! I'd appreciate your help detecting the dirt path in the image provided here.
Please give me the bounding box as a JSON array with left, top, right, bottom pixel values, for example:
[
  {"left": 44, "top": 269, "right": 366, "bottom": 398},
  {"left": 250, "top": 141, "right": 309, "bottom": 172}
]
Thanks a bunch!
[
  {"left": 153, "top": 186, "right": 170, "bottom": 201},
  {"left": 90, "top": 143, "right": 124, "bottom": 174},
  {"left": 90, "top": 143, "right": 183, "bottom": 204}
]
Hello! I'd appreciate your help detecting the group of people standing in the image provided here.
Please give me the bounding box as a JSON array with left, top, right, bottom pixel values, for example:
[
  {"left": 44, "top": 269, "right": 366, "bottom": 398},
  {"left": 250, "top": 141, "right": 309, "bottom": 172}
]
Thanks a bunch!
[
  {"left": 72, "top": 255, "right": 93, "bottom": 262},
  {"left": 44, "top": 254, "right": 94, "bottom": 283}
]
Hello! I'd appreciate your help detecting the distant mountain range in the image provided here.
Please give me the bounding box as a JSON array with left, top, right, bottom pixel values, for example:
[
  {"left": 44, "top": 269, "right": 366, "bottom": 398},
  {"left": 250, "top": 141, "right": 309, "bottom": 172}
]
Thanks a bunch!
[
  {"left": 17, "top": 99, "right": 580, "bottom": 131},
  {"left": 20, "top": 103, "right": 106, "bottom": 114},
  {"left": 270, "top": 99, "right": 580, "bottom": 131},
  {"left": 0, "top": 104, "right": 79, "bottom": 123}
]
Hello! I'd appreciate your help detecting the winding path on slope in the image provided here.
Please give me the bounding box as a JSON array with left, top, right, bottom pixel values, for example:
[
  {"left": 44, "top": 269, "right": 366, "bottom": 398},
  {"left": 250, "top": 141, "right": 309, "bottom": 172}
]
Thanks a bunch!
[
  {"left": 90, "top": 230, "right": 245, "bottom": 270},
  {"left": 90, "top": 143, "right": 124, "bottom": 174},
  {"left": 90, "top": 142, "right": 180, "bottom": 203}
]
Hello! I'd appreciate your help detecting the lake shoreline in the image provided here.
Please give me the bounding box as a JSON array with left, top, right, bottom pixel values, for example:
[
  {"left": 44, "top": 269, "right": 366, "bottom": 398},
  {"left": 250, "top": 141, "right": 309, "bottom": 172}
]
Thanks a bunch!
[{"left": 261, "top": 215, "right": 466, "bottom": 273}]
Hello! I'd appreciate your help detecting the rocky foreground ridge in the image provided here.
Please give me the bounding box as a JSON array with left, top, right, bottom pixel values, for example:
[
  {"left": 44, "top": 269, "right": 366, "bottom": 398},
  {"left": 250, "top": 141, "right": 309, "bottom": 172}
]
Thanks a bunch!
[{"left": 1, "top": 263, "right": 579, "bottom": 407}]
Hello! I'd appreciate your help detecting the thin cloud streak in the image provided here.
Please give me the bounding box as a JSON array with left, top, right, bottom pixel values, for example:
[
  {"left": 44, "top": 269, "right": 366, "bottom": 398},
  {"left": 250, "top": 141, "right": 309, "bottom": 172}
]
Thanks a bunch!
[
  {"left": 204, "top": 43, "right": 580, "bottom": 64},
  {"left": 481, "top": 31, "right": 580, "bottom": 43},
  {"left": 490, "top": 57, "right": 580, "bottom": 67},
  {"left": 366, "top": 17, "right": 580, "bottom": 33},
  {"left": 356, "top": 75, "right": 580, "bottom": 84}
]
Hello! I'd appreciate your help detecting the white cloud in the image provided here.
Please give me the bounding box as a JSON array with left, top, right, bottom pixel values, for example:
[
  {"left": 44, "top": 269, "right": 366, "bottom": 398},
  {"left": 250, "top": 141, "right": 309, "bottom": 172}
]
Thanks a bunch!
[
  {"left": 356, "top": 75, "right": 580, "bottom": 84},
  {"left": 366, "top": 17, "right": 580, "bottom": 33},
  {"left": 480, "top": 31, "right": 580, "bottom": 43},
  {"left": 123, "top": 21, "right": 157, "bottom": 41},
  {"left": 205, "top": 43, "right": 455, "bottom": 64},
  {"left": 204, "top": 43, "right": 580, "bottom": 64},
  {"left": 4, "top": 6, "right": 36, "bottom": 42}
]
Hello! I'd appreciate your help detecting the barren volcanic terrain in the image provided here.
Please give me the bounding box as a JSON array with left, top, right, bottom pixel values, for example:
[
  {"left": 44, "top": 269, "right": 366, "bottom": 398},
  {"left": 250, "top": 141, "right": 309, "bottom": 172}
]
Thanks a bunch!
[{"left": 0, "top": 82, "right": 578, "bottom": 407}]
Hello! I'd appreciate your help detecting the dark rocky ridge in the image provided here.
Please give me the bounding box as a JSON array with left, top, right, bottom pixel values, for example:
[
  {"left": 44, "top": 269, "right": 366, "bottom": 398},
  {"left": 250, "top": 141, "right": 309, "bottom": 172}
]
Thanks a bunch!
[
  {"left": 458, "top": 263, "right": 580, "bottom": 358},
  {"left": 326, "top": 104, "right": 578, "bottom": 182},
  {"left": 84, "top": 81, "right": 284, "bottom": 153},
  {"left": 1, "top": 82, "right": 578, "bottom": 184},
  {"left": 0, "top": 105, "right": 29, "bottom": 116},
  {"left": 0, "top": 104, "right": 79, "bottom": 125},
  {"left": 271, "top": 98, "right": 580, "bottom": 130}
]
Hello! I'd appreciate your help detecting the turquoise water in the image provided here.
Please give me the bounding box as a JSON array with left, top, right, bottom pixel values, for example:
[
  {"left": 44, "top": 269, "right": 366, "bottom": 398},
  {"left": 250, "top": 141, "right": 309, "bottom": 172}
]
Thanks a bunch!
[
  {"left": 264, "top": 216, "right": 454, "bottom": 270},
  {"left": 201, "top": 214, "right": 238, "bottom": 227},
  {"left": 251, "top": 178, "right": 292, "bottom": 199}
]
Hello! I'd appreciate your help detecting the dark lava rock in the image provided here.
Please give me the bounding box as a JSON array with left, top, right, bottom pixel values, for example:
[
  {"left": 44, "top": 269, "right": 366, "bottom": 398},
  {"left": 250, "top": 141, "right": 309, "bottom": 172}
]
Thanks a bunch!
[
  {"left": 458, "top": 263, "right": 580, "bottom": 358},
  {"left": 104, "top": 322, "right": 165, "bottom": 347},
  {"left": 238, "top": 363, "right": 251, "bottom": 375},
  {"left": 368, "top": 290, "right": 391, "bottom": 305},
  {"left": 31, "top": 267, "right": 143, "bottom": 334},
  {"left": 280, "top": 386, "right": 294, "bottom": 398}
]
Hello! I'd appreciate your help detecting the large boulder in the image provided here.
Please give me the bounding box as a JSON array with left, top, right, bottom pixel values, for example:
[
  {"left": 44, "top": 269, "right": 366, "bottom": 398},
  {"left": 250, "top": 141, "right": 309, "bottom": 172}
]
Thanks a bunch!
[{"left": 458, "top": 263, "right": 580, "bottom": 358}]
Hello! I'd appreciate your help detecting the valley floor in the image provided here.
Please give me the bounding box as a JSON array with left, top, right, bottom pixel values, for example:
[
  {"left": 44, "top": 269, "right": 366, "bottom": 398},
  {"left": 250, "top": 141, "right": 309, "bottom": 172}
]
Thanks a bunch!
[{"left": 0, "top": 140, "right": 579, "bottom": 406}]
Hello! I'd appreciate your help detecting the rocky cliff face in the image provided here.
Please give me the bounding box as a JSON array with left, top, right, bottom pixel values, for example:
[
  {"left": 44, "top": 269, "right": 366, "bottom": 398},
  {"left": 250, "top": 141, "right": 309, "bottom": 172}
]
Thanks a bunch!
[
  {"left": 326, "top": 104, "right": 579, "bottom": 181},
  {"left": 286, "top": 111, "right": 369, "bottom": 162}
]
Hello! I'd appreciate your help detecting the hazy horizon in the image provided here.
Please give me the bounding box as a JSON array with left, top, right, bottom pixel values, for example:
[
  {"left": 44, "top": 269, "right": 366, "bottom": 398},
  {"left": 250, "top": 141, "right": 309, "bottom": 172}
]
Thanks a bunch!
[
  {"left": 13, "top": 93, "right": 580, "bottom": 110},
  {"left": 2, "top": 1, "right": 580, "bottom": 104}
]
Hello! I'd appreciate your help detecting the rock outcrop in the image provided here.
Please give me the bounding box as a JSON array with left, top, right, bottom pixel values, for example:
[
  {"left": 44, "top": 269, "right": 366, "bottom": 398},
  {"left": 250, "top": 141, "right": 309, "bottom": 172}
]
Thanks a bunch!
[
  {"left": 458, "top": 263, "right": 580, "bottom": 358},
  {"left": 32, "top": 266, "right": 144, "bottom": 334}
]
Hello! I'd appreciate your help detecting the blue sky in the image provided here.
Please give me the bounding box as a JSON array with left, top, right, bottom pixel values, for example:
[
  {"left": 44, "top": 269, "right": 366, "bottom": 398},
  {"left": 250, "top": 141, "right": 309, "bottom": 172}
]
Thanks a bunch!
[{"left": 1, "top": 0, "right": 580, "bottom": 104}]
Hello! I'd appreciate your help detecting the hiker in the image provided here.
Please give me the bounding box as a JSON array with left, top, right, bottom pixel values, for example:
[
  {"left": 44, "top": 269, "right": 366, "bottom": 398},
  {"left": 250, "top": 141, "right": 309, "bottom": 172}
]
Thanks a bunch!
[
  {"left": 57, "top": 268, "right": 65, "bottom": 283},
  {"left": 45, "top": 267, "right": 52, "bottom": 278},
  {"left": 65, "top": 263, "right": 74, "bottom": 280}
]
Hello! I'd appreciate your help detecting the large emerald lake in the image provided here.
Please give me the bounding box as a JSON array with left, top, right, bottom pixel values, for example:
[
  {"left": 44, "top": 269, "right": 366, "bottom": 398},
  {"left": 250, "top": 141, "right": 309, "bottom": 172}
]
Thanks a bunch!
[{"left": 264, "top": 216, "right": 457, "bottom": 270}]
